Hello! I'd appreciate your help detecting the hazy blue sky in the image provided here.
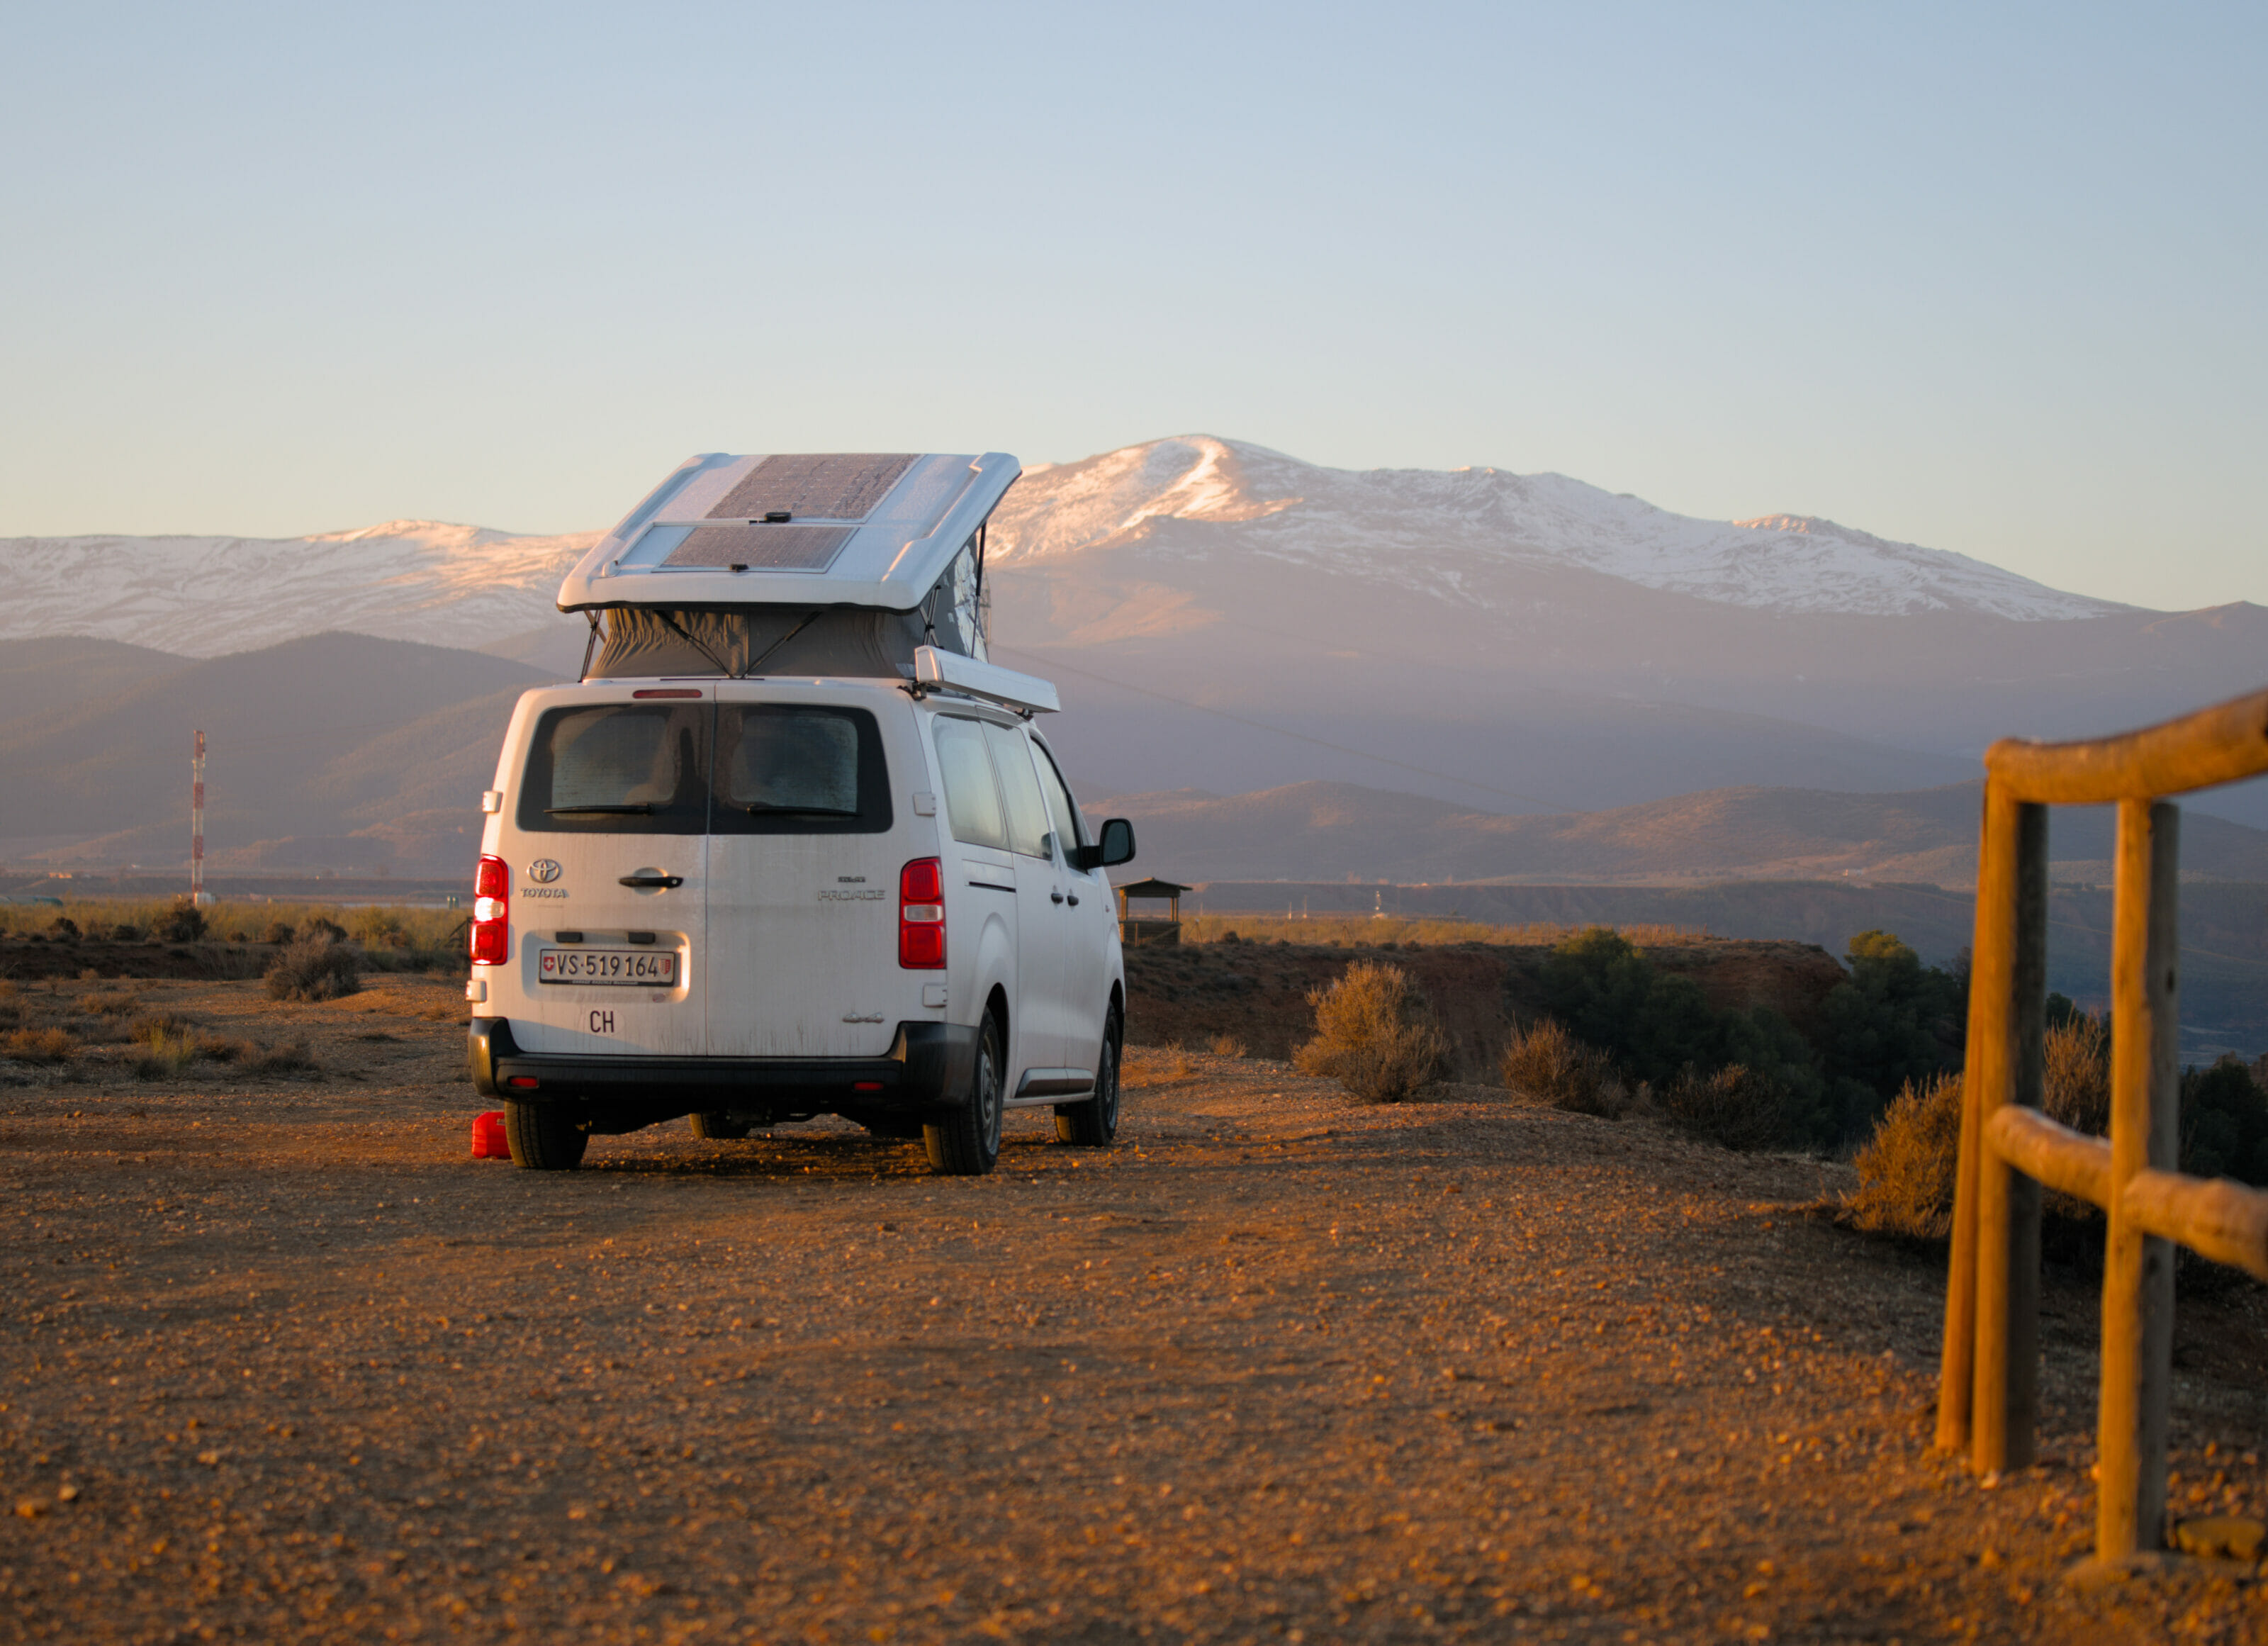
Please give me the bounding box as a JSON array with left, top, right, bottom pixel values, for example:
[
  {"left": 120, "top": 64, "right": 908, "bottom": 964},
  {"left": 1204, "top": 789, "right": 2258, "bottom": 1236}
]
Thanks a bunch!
[{"left": 4, "top": 2, "right": 2261, "bottom": 610}]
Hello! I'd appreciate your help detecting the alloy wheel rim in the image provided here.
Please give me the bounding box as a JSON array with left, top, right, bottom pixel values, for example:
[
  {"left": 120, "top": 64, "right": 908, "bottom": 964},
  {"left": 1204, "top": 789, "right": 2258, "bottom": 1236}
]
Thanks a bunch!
[{"left": 979, "top": 1043, "right": 1002, "bottom": 1152}]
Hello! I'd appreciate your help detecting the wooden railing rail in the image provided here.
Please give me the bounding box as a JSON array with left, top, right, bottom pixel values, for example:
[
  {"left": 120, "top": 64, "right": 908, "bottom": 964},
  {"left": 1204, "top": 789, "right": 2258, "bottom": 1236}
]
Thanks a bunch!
[{"left": 1936, "top": 685, "right": 2268, "bottom": 1570}]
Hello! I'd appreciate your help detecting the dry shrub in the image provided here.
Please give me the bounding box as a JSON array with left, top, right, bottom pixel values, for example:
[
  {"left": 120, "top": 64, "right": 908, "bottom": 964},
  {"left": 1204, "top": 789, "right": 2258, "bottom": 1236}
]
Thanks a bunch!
[
  {"left": 2044, "top": 1015, "right": 2109, "bottom": 1136},
  {"left": 3, "top": 1026, "right": 76, "bottom": 1064},
  {"left": 128, "top": 1012, "right": 193, "bottom": 1043},
  {"left": 1848, "top": 1072, "right": 1965, "bottom": 1238},
  {"left": 248, "top": 1038, "right": 317, "bottom": 1076},
  {"left": 1294, "top": 961, "right": 1448, "bottom": 1104},
  {"left": 1123, "top": 1044, "right": 1194, "bottom": 1087},
  {"left": 0, "top": 980, "right": 16, "bottom": 1000},
  {"left": 109, "top": 923, "right": 142, "bottom": 942},
  {"left": 262, "top": 921, "right": 296, "bottom": 946},
  {"left": 1660, "top": 1063, "right": 1785, "bottom": 1151},
  {"left": 131, "top": 1034, "right": 198, "bottom": 1080},
  {"left": 265, "top": 934, "right": 362, "bottom": 1002},
  {"left": 1499, "top": 1017, "right": 1624, "bottom": 1116},
  {"left": 82, "top": 991, "right": 140, "bottom": 1017},
  {"left": 155, "top": 899, "right": 206, "bottom": 944},
  {"left": 1208, "top": 1033, "right": 1249, "bottom": 1058}
]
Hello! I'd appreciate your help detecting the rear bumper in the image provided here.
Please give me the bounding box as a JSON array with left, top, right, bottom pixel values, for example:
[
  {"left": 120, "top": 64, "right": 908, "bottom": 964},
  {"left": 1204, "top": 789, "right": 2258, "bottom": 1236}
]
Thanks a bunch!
[{"left": 467, "top": 1017, "right": 979, "bottom": 1119}]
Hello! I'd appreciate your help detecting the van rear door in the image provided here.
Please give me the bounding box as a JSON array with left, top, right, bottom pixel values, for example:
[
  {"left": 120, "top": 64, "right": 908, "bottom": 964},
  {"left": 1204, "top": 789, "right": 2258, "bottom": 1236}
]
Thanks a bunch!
[
  {"left": 702, "top": 689, "right": 905, "bottom": 1058},
  {"left": 500, "top": 690, "right": 710, "bottom": 1057}
]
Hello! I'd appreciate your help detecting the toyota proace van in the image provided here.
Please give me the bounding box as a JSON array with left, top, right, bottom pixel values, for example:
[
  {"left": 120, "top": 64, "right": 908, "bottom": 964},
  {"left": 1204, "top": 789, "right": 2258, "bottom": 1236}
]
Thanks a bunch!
[{"left": 466, "top": 452, "right": 1135, "bottom": 1176}]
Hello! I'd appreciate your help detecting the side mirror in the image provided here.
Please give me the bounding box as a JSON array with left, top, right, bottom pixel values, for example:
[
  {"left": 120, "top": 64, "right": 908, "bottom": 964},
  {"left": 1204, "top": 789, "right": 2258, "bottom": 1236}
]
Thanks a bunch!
[{"left": 1072, "top": 817, "right": 1136, "bottom": 871}]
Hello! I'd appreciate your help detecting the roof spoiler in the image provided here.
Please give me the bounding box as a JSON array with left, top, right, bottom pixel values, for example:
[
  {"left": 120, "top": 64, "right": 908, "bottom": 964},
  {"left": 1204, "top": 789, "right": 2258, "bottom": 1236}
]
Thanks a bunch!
[{"left": 912, "top": 645, "right": 1060, "bottom": 715}]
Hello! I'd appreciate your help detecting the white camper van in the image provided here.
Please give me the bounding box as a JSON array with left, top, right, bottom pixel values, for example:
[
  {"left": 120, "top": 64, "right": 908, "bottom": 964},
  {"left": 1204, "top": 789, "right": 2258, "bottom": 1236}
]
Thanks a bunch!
[{"left": 465, "top": 452, "right": 1136, "bottom": 1176}]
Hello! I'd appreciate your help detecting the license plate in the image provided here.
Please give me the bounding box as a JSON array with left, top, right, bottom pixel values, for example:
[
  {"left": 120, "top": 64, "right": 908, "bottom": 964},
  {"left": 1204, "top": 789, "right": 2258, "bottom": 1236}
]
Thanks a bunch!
[{"left": 537, "top": 947, "right": 678, "bottom": 985}]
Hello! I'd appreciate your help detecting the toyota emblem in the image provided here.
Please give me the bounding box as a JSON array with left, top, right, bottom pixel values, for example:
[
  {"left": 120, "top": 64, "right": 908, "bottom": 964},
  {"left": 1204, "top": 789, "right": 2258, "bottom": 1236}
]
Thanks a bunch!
[{"left": 527, "top": 858, "right": 563, "bottom": 885}]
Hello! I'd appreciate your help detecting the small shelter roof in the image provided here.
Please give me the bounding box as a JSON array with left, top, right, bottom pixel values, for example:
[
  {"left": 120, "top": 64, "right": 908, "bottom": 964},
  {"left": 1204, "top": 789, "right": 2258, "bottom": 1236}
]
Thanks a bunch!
[
  {"left": 557, "top": 451, "right": 1020, "bottom": 615},
  {"left": 1119, "top": 878, "right": 1193, "bottom": 899}
]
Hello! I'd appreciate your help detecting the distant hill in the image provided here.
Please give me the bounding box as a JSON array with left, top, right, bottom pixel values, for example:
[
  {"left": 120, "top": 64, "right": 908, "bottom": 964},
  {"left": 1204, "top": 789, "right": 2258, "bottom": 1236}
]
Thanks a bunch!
[
  {"left": 0, "top": 634, "right": 555, "bottom": 874},
  {"left": 0, "top": 636, "right": 189, "bottom": 737},
  {"left": 1084, "top": 778, "right": 2268, "bottom": 887}
]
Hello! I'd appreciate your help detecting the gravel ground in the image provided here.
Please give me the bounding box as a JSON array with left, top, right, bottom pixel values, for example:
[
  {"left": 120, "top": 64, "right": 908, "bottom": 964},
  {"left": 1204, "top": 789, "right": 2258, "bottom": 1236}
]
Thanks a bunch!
[{"left": 2, "top": 972, "right": 2264, "bottom": 1643}]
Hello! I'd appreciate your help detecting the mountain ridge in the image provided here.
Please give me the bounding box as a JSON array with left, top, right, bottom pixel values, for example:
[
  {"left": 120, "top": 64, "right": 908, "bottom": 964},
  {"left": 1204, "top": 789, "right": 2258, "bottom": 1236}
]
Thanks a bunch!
[{"left": 1083, "top": 777, "right": 2268, "bottom": 888}]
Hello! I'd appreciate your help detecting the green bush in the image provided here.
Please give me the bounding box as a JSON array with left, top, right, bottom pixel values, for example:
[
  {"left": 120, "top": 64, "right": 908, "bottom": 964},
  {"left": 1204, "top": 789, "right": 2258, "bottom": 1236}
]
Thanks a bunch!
[
  {"left": 1532, "top": 926, "right": 1831, "bottom": 1146},
  {"left": 1818, "top": 930, "right": 1963, "bottom": 1136},
  {"left": 2182, "top": 1057, "right": 2268, "bottom": 1186}
]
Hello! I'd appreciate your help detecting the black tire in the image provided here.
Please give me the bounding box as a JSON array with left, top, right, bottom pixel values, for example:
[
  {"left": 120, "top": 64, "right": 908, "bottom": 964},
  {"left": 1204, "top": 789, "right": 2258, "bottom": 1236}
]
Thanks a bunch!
[
  {"left": 1055, "top": 1007, "right": 1123, "bottom": 1147},
  {"left": 503, "top": 1100, "right": 588, "bottom": 1170},
  {"left": 924, "top": 1012, "right": 1004, "bottom": 1176},
  {"left": 689, "top": 1111, "right": 750, "bottom": 1140}
]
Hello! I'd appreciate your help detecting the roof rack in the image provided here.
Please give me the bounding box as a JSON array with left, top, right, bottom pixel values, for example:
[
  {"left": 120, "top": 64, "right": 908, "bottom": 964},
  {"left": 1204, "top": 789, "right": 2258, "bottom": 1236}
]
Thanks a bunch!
[{"left": 911, "top": 645, "right": 1060, "bottom": 715}]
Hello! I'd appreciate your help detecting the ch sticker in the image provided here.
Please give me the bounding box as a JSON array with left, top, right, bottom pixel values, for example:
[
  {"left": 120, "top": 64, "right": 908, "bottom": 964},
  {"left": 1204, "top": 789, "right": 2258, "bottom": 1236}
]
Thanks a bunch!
[{"left": 588, "top": 1009, "right": 616, "bottom": 1035}]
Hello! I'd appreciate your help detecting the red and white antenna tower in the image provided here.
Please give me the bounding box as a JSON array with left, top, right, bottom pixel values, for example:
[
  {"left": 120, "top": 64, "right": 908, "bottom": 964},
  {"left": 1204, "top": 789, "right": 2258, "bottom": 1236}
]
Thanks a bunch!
[{"left": 191, "top": 729, "right": 211, "bottom": 908}]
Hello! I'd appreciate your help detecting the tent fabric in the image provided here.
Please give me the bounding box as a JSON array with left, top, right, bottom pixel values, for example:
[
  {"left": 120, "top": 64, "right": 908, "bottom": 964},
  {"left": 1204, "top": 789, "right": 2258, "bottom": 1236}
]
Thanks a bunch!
[{"left": 589, "top": 603, "right": 975, "bottom": 681}]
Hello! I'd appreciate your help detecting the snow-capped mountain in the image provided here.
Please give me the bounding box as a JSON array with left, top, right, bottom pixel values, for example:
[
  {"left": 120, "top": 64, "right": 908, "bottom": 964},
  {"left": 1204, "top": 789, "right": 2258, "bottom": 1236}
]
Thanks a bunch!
[
  {"left": 0, "top": 521, "right": 597, "bottom": 659},
  {"left": 0, "top": 435, "right": 2125, "bottom": 660},
  {"left": 987, "top": 437, "right": 2123, "bottom": 620}
]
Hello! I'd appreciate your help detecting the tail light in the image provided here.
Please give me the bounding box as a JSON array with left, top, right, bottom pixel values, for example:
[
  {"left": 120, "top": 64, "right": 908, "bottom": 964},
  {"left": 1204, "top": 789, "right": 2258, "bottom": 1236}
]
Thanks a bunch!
[
  {"left": 899, "top": 857, "right": 945, "bottom": 968},
  {"left": 471, "top": 854, "right": 510, "bottom": 965}
]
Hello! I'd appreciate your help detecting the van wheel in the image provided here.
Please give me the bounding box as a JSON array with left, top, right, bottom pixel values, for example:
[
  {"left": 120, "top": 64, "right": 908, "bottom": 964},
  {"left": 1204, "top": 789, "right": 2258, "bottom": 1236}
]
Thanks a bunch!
[
  {"left": 503, "top": 1101, "right": 588, "bottom": 1170},
  {"left": 690, "top": 1112, "right": 750, "bottom": 1140},
  {"left": 924, "top": 1014, "right": 1003, "bottom": 1176},
  {"left": 1055, "top": 1008, "right": 1122, "bottom": 1147}
]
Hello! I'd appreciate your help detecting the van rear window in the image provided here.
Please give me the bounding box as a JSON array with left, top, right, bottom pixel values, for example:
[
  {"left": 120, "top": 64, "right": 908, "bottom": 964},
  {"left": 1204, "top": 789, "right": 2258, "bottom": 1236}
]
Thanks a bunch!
[
  {"left": 517, "top": 702, "right": 890, "bottom": 834},
  {"left": 518, "top": 705, "right": 710, "bottom": 834},
  {"left": 712, "top": 705, "right": 891, "bottom": 835}
]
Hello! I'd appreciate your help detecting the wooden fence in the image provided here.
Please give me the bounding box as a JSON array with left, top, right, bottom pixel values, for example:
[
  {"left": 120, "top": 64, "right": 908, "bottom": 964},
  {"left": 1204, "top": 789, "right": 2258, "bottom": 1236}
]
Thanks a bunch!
[{"left": 1936, "top": 685, "right": 2268, "bottom": 1569}]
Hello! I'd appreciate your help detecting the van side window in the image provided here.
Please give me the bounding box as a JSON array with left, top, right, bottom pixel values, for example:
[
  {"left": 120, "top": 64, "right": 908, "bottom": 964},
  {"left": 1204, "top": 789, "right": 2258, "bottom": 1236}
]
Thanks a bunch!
[
  {"left": 980, "top": 722, "right": 1052, "bottom": 860},
  {"left": 517, "top": 705, "right": 711, "bottom": 834},
  {"left": 1031, "top": 741, "right": 1087, "bottom": 863},
  {"left": 931, "top": 717, "right": 1008, "bottom": 850}
]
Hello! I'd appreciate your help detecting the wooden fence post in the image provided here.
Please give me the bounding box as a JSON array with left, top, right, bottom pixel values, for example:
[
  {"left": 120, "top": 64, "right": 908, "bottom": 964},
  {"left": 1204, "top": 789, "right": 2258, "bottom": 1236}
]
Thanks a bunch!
[
  {"left": 2098, "top": 799, "right": 2181, "bottom": 1562},
  {"left": 1972, "top": 799, "right": 2047, "bottom": 1474},
  {"left": 1941, "top": 783, "right": 2016, "bottom": 1455}
]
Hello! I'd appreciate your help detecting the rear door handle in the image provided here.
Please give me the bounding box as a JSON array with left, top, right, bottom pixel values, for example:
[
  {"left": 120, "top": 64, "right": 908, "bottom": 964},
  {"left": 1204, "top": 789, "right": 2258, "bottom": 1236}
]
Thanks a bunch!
[
  {"left": 1065, "top": 892, "right": 1080, "bottom": 906},
  {"left": 618, "top": 873, "right": 685, "bottom": 889}
]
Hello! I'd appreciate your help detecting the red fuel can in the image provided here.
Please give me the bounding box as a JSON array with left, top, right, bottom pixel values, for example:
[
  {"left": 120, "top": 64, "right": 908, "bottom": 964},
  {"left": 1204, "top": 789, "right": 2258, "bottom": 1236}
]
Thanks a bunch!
[{"left": 471, "top": 1110, "right": 508, "bottom": 1159}]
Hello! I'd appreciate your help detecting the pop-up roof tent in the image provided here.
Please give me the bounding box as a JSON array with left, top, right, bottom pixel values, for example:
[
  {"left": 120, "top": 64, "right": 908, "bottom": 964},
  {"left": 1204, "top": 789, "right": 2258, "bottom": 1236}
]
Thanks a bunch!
[{"left": 556, "top": 451, "right": 1055, "bottom": 710}]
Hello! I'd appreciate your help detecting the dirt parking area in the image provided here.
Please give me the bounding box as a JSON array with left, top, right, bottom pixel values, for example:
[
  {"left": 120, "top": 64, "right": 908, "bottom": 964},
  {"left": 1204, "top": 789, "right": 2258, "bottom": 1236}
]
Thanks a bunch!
[{"left": 2, "top": 974, "right": 2264, "bottom": 1643}]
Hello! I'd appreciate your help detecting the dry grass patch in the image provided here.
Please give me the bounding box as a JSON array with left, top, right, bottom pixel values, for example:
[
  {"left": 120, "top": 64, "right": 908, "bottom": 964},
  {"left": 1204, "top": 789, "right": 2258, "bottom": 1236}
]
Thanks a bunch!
[
  {"left": 81, "top": 990, "right": 141, "bottom": 1017},
  {"left": 1123, "top": 1045, "right": 1196, "bottom": 1087},
  {"left": 2, "top": 1026, "right": 77, "bottom": 1064},
  {"left": 1208, "top": 1033, "right": 1248, "bottom": 1058},
  {"left": 1294, "top": 961, "right": 1448, "bottom": 1104}
]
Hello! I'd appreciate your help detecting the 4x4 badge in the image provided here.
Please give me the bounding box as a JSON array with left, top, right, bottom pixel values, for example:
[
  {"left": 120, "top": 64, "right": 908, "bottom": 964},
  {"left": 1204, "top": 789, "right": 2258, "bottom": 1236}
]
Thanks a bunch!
[{"left": 527, "top": 858, "right": 563, "bottom": 884}]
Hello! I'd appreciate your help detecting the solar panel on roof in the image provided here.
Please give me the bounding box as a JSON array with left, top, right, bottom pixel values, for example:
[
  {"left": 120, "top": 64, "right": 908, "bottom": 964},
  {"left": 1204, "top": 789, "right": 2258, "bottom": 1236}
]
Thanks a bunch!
[
  {"left": 662, "top": 525, "right": 855, "bottom": 571},
  {"left": 706, "top": 453, "right": 918, "bottom": 522}
]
